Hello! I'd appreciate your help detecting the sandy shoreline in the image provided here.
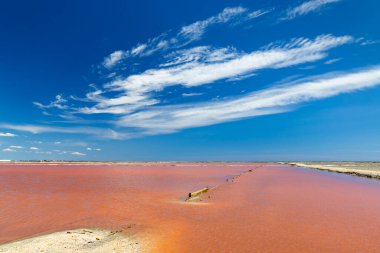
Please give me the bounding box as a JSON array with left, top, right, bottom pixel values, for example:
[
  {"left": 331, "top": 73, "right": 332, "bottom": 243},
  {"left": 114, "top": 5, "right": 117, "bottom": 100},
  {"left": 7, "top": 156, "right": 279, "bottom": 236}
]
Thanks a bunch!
[
  {"left": 0, "top": 228, "right": 145, "bottom": 253},
  {"left": 283, "top": 162, "right": 380, "bottom": 179}
]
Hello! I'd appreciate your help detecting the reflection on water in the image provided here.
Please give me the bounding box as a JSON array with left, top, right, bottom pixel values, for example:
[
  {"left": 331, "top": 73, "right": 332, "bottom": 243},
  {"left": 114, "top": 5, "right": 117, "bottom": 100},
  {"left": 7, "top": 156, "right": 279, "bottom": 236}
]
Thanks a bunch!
[{"left": 1, "top": 163, "right": 380, "bottom": 252}]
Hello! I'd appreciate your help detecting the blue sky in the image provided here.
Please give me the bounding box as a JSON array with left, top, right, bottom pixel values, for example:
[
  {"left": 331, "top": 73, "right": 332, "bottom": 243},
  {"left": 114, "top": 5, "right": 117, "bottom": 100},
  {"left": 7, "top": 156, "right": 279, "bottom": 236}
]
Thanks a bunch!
[{"left": 0, "top": 0, "right": 380, "bottom": 161}]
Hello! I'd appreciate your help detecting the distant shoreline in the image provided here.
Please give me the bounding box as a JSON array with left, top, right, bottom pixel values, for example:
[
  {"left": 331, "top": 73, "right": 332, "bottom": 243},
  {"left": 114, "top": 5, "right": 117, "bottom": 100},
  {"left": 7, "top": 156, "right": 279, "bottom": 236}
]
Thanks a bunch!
[
  {"left": 0, "top": 161, "right": 267, "bottom": 166},
  {"left": 283, "top": 162, "right": 380, "bottom": 180},
  {"left": 2, "top": 160, "right": 379, "bottom": 163}
]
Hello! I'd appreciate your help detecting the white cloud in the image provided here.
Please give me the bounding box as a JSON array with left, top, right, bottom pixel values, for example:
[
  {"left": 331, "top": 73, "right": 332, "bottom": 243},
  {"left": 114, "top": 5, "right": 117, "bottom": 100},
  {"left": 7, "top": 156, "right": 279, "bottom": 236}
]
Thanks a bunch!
[
  {"left": 116, "top": 66, "right": 380, "bottom": 134},
  {"left": 75, "top": 89, "right": 158, "bottom": 115},
  {"left": 9, "top": 146, "right": 24, "bottom": 149},
  {"left": 30, "top": 147, "right": 39, "bottom": 150},
  {"left": 103, "top": 50, "right": 127, "bottom": 69},
  {"left": 357, "top": 38, "right": 380, "bottom": 46},
  {"left": 2, "top": 148, "right": 16, "bottom": 152},
  {"left": 53, "top": 149, "right": 91, "bottom": 156},
  {"left": 102, "top": 6, "right": 249, "bottom": 69},
  {"left": 20, "top": 0, "right": 376, "bottom": 144},
  {"left": 247, "top": 9, "right": 272, "bottom": 20},
  {"left": 0, "top": 124, "right": 76, "bottom": 134},
  {"left": 324, "top": 58, "right": 341, "bottom": 64},
  {"left": 284, "top": 0, "right": 340, "bottom": 20},
  {"left": 131, "top": 44, "right": 148, "bottom": 56},
  {"left": 87, "top": 147, "right": 101, "bottom": 151},
  {"left": 179, "top": 6, "right": 247, "bottom": 42},
  {"left": 111, "top": 35, "right": 351, "bottom": 90},
  {"left": 0, "top": 123, "right": 130, "bottom": 139},
  {"left": 35, "top": 34, "right": 354, "bottom": 136},
  {"left": 79, "top": 35, "right": 351, "bottom": 115},
  {"left": 0, "top": 132, "right": 16, "bottom": 137},
  {"left": 12, "top": 2, "right": 378, "bottom": 143},
  {"left": 71, "top": 151, "right": 86, "bottom": 156},
  {"left": 160, "top": 46, "right": 240, "bottom": 67},
  {"left": 8, "top": 66, "right": 380, "bottom": 139},
  {"left": 54, "top": 141, "right": 62, "bottom": 144},
  {"left": 23, "top": 29, "right": 368, "bottom": 141},
  {"left": 182, "top": 93, "right": 203, "bottom": 97},
  {"left": 33, "top": 94, "right": 68, "bottom": 110}
]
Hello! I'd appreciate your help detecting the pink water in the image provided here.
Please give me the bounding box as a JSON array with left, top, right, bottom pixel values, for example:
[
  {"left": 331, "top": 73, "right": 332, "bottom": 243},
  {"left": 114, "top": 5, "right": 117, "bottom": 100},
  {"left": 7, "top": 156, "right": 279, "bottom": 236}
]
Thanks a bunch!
[{"left": 1, "top": 163, "right": 380, "bottom": 252}]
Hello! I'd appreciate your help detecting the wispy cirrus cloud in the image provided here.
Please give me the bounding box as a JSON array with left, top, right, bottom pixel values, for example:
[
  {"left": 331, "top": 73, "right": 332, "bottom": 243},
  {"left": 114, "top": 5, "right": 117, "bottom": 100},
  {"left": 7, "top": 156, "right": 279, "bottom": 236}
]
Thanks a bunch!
[
  {"left": 247, "top": 9, "right": 272, "bottom": 20},
  {"left": 26, "top": 4, "right": 379, "bottom": 141},
  {"left": 160, "top": 46, "right": 240, "bottom": 67},
  {"left": 74, "top": 34, "right": 353, "bottom": 115},
  {"left": 178, "top": 6, "right": 247, "bottom": 42},
  {"left": 36, "top": 4, "right": 352, "bottom": 122},
  {"left": 284, "top": 0, "right": 341, "bottom": 20},
  {"left": 324, "top": 58, "right": 341, "bottom": 64},
  {"left": 0, "top": 123, "right": 130, "bottom": 139},
  {"left": 116, "top": 66, "right": 380, "bottom": 134},
  {"left": 102, "top": 6, "right": 269, "bottom": 69},
  {"left": 103, "top": 50, "right": 126, "bottom": 69},
  {"left": 182, "top": 93, "right": 203, "bottom": 97},
  {"left": 30, "top": 33, "right": 357, "bottom": 139},
  {"left": 33, "top": 94, "right": 68, "bottom": 110},
  {"left": 110, "top": 35, "right": 351, "bottom": 89},
  {"left": 9, "top": 66, "right": 380, "bottom": 139}
]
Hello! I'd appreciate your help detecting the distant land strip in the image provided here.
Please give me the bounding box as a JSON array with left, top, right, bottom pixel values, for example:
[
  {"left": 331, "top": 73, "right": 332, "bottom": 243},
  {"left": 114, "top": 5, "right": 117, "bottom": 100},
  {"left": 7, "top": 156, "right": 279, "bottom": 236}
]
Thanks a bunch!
[{"left": 282, "top": 162, "right": 380, "bottom": 180}]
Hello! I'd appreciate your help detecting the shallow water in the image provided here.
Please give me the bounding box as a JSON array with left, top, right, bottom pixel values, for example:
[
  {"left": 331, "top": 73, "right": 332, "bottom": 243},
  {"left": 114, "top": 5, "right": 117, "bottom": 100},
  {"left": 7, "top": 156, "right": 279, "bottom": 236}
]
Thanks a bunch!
[{"left": 1, "top": 163, "right": 380, "bottom": 252}]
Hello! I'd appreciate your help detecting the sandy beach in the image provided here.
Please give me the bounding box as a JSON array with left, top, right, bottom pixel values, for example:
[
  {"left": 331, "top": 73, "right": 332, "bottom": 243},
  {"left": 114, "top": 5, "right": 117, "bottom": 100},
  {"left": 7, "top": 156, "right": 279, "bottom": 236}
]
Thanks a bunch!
[
  {"left": 0, "top": 228, "right": 143, "bottom": 253},
  {"left": 1, "top": 162, "right": 380, "bottom": 252}
]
